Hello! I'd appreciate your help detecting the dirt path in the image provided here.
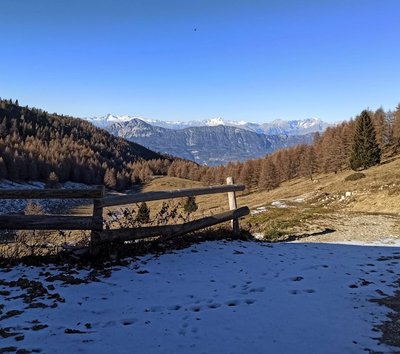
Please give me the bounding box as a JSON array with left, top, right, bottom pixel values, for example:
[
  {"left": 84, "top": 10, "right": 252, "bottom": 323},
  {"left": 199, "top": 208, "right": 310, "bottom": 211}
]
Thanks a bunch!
[{"left": 292, "top": 212, "right": 400, "bottom": 245}]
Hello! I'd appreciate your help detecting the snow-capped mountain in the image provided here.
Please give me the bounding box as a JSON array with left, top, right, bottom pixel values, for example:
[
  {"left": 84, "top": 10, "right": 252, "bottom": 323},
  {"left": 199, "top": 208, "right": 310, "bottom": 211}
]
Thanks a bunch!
[
  {"left": 85, "top": 114, "right": 330, "bottom": 136},
  {"left": 107, "top": 118, "right": 313, "bottom": 165},
  {"left": 84, "top": 114, "right": 141, "bottom": 129},
  {"left": 83, "top": 114, "right": 329, "bottom": 165},
  {"left": 261, "top": 118, "right": 330, "bottom": 136}
]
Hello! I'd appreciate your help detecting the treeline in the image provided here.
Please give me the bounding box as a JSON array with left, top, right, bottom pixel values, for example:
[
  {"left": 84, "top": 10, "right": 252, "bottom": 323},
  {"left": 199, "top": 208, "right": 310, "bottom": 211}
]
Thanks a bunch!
[
  {"left": 168, "top": 106, "right": 400, "bottom": 191},
  {"left": 0, "top": 99, "right": 172, "bottom": 190}
]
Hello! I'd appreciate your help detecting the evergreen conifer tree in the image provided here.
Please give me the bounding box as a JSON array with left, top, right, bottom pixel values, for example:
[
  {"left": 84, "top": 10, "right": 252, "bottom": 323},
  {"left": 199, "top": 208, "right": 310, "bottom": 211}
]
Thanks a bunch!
[
  {"left": 350, "top": 110, "right": 381, "bottom": 170},
  {"left": 47, "top": 171, "right": 59, "bottom": 188},
  {"left": 183, "top": 196, "right": 198, "bottom": 214},
  {"left": 392, "top": 104, "right": 400, "bottom": 145},
  {"left": 103, "top": 168, "right": 117, "bottom": 189},
  {"left": 258, "top": 158, "right": 279, "bottom": 190},
  {"left": 136, "top": 202, "right": 150, "bottom": 224}
]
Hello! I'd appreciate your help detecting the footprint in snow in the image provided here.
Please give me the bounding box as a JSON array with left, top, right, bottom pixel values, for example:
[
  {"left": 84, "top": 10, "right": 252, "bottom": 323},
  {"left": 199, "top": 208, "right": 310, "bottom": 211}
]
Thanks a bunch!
[
  {"left": 289, "top": 289, "right": 316, "bottom": 295},
  {"left": 245, "top": 299, "right": 256, "bottom": 305},
  {"left": 226, "top": 300, "right": 240, "bottom": 307},
  {"left": 191, "top": 327, "right": 199, "bottom": 333},
  {"left": 122, "top": 319, "right": 137, "bottom": 326},
  {"left": 207, "top": 303, "right": 221, "bottom": 309},
  {"left": 249, "top": 286, "right": 265, "bottom": 293},
  {"left": 304, "top": 289, "right": 315, "bottom": 293},
  {"left": 136, "top": 270, "right": 149, "bottom": 275},
  {"left": 190, "top": 305, "right": 202, "bottom": 312},
  {"left": 290, "top": 276, "right": 304, "bottom": 282}
]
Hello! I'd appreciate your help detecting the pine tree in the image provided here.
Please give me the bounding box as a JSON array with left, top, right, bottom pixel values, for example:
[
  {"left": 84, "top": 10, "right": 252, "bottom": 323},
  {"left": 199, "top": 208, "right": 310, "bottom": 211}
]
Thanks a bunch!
[
  {"left": 350, "top": 110, "right": 381, "bottom": 170},
  {"left": 392, "top": 104, "right": 400, "bottom": 146},
  {"left": 258, "top": 158, "right": 279, "bottom": 190},
  {"left": 103, "top": 168, "right": 117, "bottom": 189},
  {"left": 239, "top": 162, "right": 254, "bottom": 190},
  {"left": 136, "top": 202, "right": 150, "bottom": 224},
  {"left": 372, "top": 107, "right": 385, "bottom": 148},
  {"left": 299, "top": 146, "right": 317, "bottom": 180},
  {"left": 183, "top": 196, "right": 198, "bottom": 214},
  {"left": 0, "top": 157, "right": 7, "bottom": 179},
  {"left": 47, "top": 171, "right": 59, "bottom": 188}
]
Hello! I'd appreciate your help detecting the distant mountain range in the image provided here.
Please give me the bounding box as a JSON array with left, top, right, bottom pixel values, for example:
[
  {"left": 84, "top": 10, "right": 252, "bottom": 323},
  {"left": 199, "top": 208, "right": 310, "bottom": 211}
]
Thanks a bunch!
[
  {"left": 86, "top": 114, "right": 330, "bottom": 136},
  {"left": 85, "top": 115, "right": 331, "bottom": 165}
]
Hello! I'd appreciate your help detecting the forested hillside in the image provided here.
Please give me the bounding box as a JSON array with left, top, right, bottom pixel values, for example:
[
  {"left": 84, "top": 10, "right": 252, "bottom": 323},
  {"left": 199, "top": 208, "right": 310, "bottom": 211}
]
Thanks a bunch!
[
  {"left": 167, "top": 106, "right": 400, "bottom": 190},
  {"left": 0, "top": 99, "right": 171, "bottom": 190},
  {"left": 1, "top": 99, "right": 399, "bottom": 193}
]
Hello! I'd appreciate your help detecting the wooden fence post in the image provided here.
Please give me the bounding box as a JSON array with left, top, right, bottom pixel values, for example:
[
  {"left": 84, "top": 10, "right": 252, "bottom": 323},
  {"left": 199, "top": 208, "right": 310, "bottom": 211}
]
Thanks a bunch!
[
  {"left": 90, "top": 185, "right": 105, "bottom": 254},
  {"left": 226, "top": 177, "right": 240, "bottom": 236}
]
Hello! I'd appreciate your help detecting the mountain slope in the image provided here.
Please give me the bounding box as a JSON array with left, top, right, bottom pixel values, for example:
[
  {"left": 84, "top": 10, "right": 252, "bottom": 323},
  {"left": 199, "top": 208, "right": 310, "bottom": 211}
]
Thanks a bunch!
[
  {"left": 108, "top": 119, "right": 311, "bottom": 165},
  {"left": 0, "top": 100, "right": 165, "bottom": 187}
]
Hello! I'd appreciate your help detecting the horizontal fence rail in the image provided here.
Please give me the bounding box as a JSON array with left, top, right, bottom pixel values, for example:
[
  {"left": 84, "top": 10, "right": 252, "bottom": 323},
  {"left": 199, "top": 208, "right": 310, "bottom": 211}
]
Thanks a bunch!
[
  {"left": 0, "top": 215, "right": 102, "bottom": 230},
  {"left": 97, "top": 207, "right": 250, "bottom": 244},
  {"left": 99, "top": 184, "right": 245, "bottom": 209},
  {"left": 0, "top": 179, "right": 248, "bottom": 255},
  {"left": 0, "top": 188, "right": 104, "bottom": 199}
]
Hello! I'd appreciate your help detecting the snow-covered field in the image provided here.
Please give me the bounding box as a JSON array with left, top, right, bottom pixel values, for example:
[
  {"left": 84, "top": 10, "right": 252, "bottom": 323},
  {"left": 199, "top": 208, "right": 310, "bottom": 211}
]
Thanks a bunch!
[{"left": 1, "top": 240, "right": 400, "bottom": 353}]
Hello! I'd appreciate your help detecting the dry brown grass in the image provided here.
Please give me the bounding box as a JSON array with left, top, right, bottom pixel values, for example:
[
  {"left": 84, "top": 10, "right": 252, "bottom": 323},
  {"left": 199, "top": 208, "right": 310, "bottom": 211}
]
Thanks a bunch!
[
  {"left": 238, "top": 156, "right": 400, "bottom": 214},
  {"left": 72, "top": 156, "right": 400, "bottom": 223},
  {"left": 67, "top": 156, "right": 400, "bottom": 243}
]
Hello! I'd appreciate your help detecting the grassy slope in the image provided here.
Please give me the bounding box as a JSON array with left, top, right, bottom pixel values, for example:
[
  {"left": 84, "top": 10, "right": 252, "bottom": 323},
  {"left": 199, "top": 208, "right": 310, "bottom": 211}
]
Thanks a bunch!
[
  {"left": 72, "top": 156, "right": 400, "bottom": 240},
  {"left": 138, "top": 156, "right": 400, "bottom": 239},
  {"left": 144, "top": 156, "right": 400, "bottom": 213}
]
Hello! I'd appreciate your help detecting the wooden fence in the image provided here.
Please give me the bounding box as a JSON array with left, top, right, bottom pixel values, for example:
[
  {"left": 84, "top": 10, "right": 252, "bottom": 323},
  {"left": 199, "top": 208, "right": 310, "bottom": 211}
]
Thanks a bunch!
[{"left": 0, "top": 178, "right": 249, "bottom": 254}]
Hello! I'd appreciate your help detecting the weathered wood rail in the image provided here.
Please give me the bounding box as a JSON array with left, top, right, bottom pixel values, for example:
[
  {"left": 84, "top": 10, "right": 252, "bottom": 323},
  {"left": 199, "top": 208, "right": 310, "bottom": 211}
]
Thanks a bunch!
[
  {"left": 0, "top": 186, "right": 106, "bottom": 232},
  {"left": 0, "top": 178, "right": 249, "bottom": 254}
]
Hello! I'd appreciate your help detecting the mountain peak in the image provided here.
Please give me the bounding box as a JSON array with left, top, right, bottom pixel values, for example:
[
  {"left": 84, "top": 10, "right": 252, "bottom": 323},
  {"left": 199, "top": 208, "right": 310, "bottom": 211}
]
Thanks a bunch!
[{"left": 206, "top": 117, "right": 225, "bottom": 126}]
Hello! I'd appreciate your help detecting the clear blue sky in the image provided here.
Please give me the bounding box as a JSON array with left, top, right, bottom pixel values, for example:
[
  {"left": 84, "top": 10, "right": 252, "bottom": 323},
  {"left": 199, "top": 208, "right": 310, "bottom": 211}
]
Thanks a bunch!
[{"left": 1, "top": 0, "right": 399, "bottom": 123}]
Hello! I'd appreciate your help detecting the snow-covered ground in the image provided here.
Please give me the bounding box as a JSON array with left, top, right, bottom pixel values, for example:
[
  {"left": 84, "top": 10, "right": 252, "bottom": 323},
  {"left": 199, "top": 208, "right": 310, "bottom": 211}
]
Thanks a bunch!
[{"left": 1, "top": 240, "right": 400, "bottom": 353}]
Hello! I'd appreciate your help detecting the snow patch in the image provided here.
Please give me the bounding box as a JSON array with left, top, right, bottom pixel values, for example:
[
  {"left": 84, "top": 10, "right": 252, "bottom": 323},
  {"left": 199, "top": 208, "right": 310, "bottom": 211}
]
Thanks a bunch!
[
  {"left": 251, "top": 206, "right": 268, "bottom": 215},
  {"left": 271, "top": 201, "right": 288, "bottom": 208}
]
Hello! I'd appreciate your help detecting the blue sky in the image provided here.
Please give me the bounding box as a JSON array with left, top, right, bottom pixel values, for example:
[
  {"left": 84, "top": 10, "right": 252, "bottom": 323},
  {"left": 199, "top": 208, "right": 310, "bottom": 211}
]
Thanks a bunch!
[{"left": 1, "top": 0, "right": 399, "bottom": 123}]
